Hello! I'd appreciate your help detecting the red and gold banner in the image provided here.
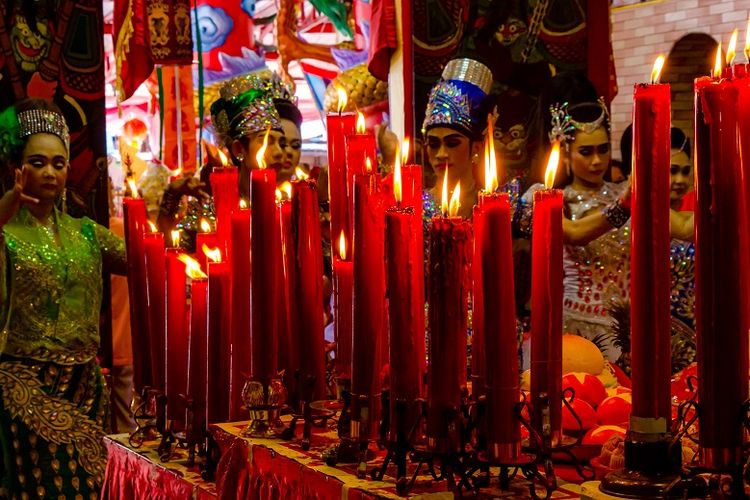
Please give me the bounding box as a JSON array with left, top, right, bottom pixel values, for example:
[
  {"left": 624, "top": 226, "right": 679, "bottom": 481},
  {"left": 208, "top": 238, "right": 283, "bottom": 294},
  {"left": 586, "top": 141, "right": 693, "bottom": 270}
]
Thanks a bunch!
[{"left": 161, "top": 65, "right": 197, "bottom": 173}]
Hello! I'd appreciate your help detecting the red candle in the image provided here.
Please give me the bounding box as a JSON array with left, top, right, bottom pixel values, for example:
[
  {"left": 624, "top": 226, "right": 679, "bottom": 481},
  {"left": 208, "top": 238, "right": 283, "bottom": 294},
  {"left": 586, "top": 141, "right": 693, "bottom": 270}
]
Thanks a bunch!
[
  {"left": 345, "top": 112, "right": 377, "bottom": 202},
  {"left": 530, "top": 144, "right": 564, "bottom": 446},
  {"left": 195, "top": 218, "right": 218, "bottom": 270},
  {"left": 333, "top": 234, "right": 354, "bottom": 380},
  {"left": 143, "top": 228, "right": 166, "bottom": 391},
  {"left": 351, "top": 171, "right": 386, "bottom": 439},
  {"left": 250, "top": 167, "right": 279, "bottom": 385},
  {"left": 278, "top": 197, "right": 300, "bottom": 399},
  {"left": 326, "top": 98, "right": 357, "bottom": 247},
  {"left": 735, "top": 59, "right": 750, "bottom": 359},
  {"left": 630, "top": 64, "right": 672, "bottom": 430},
  {"left": 275, "top": 196, "right": 293, "bottom": 382},
  {"left": 386, "top": 203, "right": 425, "bottom": 441},
  {"left": 694, "top": 69, "right": 748, "bottom": 468},
  {"left": 478, "top": 192, "right": 519, "bottom": 460},
  {"left": 185, "top": 261, "right": 208, "bottom": 437},
  {"left": 426, "top": 178, "right": 471, "bottom": 453},
  {"left": 229, "top": 201, "right": 251, "bottom": 420},
  {"left": 205, "top": 248, "right": 231, "bottom": 424},
  {"left": 471, "top": 204, "right": 485, "bottom": 400},
  {"left": 165, "top": 243, "right": 187, "bottom": 421},
  {"left": 290, "top": 179, "right": 327, "bottom": 401},
  {"left": 210, "top": 166, "right": 239, "bottom": 258},
  {"left": 122, "top": 195, "right": 153, "bottom": 391}
]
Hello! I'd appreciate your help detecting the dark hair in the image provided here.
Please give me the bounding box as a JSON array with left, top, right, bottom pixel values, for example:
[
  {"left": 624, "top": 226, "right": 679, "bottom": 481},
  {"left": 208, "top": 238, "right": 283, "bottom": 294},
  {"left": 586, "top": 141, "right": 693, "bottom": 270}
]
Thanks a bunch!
[
  {"left": 274, "top": 99, "right": 302, "bottom": 129},
  {"left": 533, "top": 71, "right": 599, "bottom": 147},
  {"left": 670, "top": 127, "right": 691, "bottom": 157}
]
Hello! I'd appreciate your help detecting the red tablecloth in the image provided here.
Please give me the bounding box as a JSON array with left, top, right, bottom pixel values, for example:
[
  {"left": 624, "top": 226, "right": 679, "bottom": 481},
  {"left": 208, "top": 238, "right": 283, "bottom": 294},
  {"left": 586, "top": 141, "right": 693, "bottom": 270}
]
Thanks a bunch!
[{"left": 102, "top": 434, "right": 217, "bottom": 499}]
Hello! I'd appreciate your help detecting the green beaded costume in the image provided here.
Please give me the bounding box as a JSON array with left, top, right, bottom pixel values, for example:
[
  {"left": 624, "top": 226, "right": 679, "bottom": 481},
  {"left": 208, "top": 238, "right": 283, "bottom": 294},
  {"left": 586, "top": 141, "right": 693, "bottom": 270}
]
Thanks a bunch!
[{"left": 0, "top": 206, "right": 126, "bottom": 499}]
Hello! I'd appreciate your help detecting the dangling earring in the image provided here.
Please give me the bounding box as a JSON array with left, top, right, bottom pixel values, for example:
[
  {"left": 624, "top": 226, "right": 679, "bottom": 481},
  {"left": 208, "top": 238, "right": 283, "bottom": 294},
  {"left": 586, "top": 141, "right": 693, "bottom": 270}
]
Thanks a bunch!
[{"left": 236, "top": 153, "right": 245, "bottom": 162}]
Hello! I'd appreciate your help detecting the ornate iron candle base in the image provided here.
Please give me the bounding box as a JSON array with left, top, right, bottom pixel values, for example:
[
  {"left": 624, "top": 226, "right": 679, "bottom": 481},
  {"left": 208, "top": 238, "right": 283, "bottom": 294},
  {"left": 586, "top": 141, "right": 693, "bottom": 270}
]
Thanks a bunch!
[
  {"left": 241, "top": 378, "right": 287, "bottom": 438},
  {"left": 129, "top": 387, "right": 167, "bottom": 448}
]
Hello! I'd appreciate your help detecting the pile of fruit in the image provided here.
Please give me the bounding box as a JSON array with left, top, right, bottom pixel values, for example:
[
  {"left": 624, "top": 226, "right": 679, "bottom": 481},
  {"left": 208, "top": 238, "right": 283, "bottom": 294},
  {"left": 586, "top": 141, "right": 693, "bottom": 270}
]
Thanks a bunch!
[
  {"left": 323, "top": 64, "right": 388, "bottom": 112},
  {"left": 520, "top": 334, "right": 633, "bottom": 447}
]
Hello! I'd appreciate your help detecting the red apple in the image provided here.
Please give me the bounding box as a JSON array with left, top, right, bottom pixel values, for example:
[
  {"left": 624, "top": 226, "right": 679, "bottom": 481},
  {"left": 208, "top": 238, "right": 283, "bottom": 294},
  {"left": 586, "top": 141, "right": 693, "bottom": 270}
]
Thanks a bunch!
[
  {"left": 562, "top": 372, "right": 608, "bottom": 408},
  {"left": 562, "top": 398, "right": 597, "bottom": 431},
  {"left": 582, "top": 425, "right": 627, "bottom": 445},
  {"left": 597, "top": 393, "right": 632, "bottom": 426}
]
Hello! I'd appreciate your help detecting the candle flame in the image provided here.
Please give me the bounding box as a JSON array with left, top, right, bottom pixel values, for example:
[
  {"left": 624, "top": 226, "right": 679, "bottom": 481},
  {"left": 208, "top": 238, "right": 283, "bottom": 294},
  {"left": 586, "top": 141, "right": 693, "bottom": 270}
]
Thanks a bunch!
[
  {"left": 401, "top": 138, "right": 410, "bottom": 165},
  {"left": 485, "top": 116, "right": 499, "bottom": 193},
  {"left": 202, "top": 244, "right": 222, "bottom": 263},
  {"left": 127, "top": 179, "right": 139, "bottom": 198},
  {"left": 745, "top": 17, "right": 749, "bottom": 62},
  {"left": 199, "top": 218, "right": 212, "bottom": 233},
  {"left": 239, "top": 198, "right": 248, "bottom": 209},
  {"left": 356, "top": 112, "right": 366, "bottom": 133},
  {"left": 178, "top": 254, "right": 207, "bottom": 279},
  {"left": 171, "top": 230, "right": 180, "bottom": 247},
  {"left": 147, "top": 220, "right": 158, "bottom": 233},
  {"left": 449, "top": 181, "right": 461, "bottom": 217},
  {"left": 336, "top": 86, "right": 348, "bottom": 113},
  {"left": 544, "top": 141, "right": 561, "bottom": 189},
  {"left": 714, "top": 42, "right": 723, "bottom": 78},
  {"left": 295, "top": 166, "right": 309, "bottom": 180},
  {"left": 338, "top": 231, "right": 347, "bottom": 260},
  {"left": 170, "top": 167, "right": 182, "bottom": 177},
  {"left": 650, "top": 54, "right": 666, "bottom": 84},
  {"left": 275, "top": 188, "right": 282, "bottom": 202},
  {"left": 281, "top": 181, "right": 293, "bottom": 199},
  {"left": 441, "top": 169, "right": 449, "bottom": 215},
  {"left": 256, "top": 127, "right": 271, "bottom": 169},
  {"left": 218, "top": 149, "right": 229, "bottom": 166},
  {"left": 727, "top": 29, "right": 739, "bottom": 66},
  {"left": 365, "top": 157, "right": 373, "bottom": 173}
]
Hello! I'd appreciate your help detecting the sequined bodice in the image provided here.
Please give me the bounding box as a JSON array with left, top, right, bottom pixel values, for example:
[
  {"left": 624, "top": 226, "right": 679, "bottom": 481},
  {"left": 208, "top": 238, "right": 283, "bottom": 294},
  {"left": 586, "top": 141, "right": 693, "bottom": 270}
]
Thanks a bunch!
[
  {"left": 561, "top": 182, "right": 630, "bottom": 324},
  {"left": 1, "top": 208, "right": 126, "bottom": 363}
]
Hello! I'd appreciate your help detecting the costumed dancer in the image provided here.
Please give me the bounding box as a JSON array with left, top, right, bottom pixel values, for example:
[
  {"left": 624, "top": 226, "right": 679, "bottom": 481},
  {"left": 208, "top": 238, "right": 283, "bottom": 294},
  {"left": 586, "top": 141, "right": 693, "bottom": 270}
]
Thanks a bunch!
[{"left": 0, "top": 98, "right": 127, "bottom": 498}]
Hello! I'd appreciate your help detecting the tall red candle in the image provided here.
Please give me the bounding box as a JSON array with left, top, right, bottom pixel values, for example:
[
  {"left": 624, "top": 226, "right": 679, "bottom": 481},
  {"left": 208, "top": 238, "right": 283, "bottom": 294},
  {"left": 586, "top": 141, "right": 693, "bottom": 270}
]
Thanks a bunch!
[
  {"left": 478, "top": 193, "right": 520, "bottom": 460},
  {"left": 333, "top": 234, "right": 354, "bottom": 380},
  {"left": 275, "top": 198, "right": 293, "bottom": 382},
  {"left": 229, "top": 202, "right": 251, "bottom": 420},
  {"left": 250, "top": 167, "right": 279, "bottom": 385},
  {"left": 290, "top": 179, "right": 326, "bottom": 401},
  {"left": 165, "top": 246, "right": 187, "bottom": 420},
  {"left": 630, "top": 78, "right": 672, "bottom": 430},
  {"left": 326, "top": 109, "right": 357, "bottom": 247},
  {"left": 205, "top": 252, "right": 231, "bottom": 424},
  {"left": 351, "top": 172, "right": 386, "bottom": 439},
  {"left": 278, "top": 198, "right": 300, "bottom": 399},
  {"left": 471, "top": 204, "right": 486, "bottom": 399},
  {"left": 386, "top": 204, "right": 425, "bottom": 441},
  {"left": 122, "top": 196, "right": 153, "bottom": 391},
  {"left": 426, "top": 182, "right": 471, "bottom": 454},
  {"left": 210, "top": 166, "right": 239, "bottom": 258},
  {"left": 735, "top": 64, "right": 750, "bottom": 361},
  {"left": 345, "top": 113, "right": 377, "bottom": 200},
  {"left": 186, "top": 271, "right": 208, "bottom": 437},
  {"left": 143, "top": 230, "right": 166, "bottom": 391},
  {"left": 195, "top": 218, "right": 218, "bottom": 270},
  {"left": 694, "top": 74, "right": 748, "bottom": 468},
  {"left": 530, "top": 149, "right": 564, "bottom": 445}
]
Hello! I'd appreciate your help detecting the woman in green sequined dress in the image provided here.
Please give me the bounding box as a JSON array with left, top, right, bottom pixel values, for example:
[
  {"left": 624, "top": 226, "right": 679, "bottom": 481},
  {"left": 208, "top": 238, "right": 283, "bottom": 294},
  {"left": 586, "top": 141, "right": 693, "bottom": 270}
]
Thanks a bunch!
[{"left": 0, "top": 99, "right": 126, "bottom": 499}]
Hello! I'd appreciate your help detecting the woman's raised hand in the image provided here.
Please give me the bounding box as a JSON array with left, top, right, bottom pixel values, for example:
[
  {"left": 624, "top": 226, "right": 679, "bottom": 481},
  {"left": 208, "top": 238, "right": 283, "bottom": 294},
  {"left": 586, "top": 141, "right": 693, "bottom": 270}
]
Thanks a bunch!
[
  {"left": 166, "top": 176, "right": 210, "bottom": 201},
  {"left": 0, "top": 167, "right": 39, "bottom": 227}
]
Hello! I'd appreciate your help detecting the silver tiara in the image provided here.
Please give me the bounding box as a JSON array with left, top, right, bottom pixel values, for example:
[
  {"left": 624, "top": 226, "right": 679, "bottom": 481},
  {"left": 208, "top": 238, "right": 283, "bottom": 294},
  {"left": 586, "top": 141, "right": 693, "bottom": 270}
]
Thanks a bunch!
[
  {"left": 548, "top": 98, "right": 609, "bottom": 144},
  {"left": 18, "top": 109, "right": 70, "bottom": 152}
]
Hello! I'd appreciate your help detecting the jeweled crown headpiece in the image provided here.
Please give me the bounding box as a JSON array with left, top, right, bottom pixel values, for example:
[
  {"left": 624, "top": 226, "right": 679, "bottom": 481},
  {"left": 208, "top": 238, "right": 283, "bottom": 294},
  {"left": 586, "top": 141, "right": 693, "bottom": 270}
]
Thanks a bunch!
[
  {"left": 422, "top": 58, "right": 494, "bottom": 139},
  {"left": 211, "top": 73, "right": 282, "bottom": 146},
  {"left": 18, "top": 109, "right": 70, "bottom": 152},
  {"left": 548, "top": 98, "right": 610, "bottom": 144},
  {"left": 268, "top": 73, "right": 297, "bottom": 105}
]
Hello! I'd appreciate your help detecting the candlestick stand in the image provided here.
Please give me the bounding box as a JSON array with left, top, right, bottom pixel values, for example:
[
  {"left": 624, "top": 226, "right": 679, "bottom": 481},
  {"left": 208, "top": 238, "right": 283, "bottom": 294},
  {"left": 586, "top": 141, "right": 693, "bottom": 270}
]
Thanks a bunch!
[
  {"left": 241, "top": 377, "right": 287, "bottom": 438},
  {"left": 129, "top": 387, "right": 166, "bottom": 449},
  {"left": 280, "top": 372, "right": 336, "bottom": 451}
]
